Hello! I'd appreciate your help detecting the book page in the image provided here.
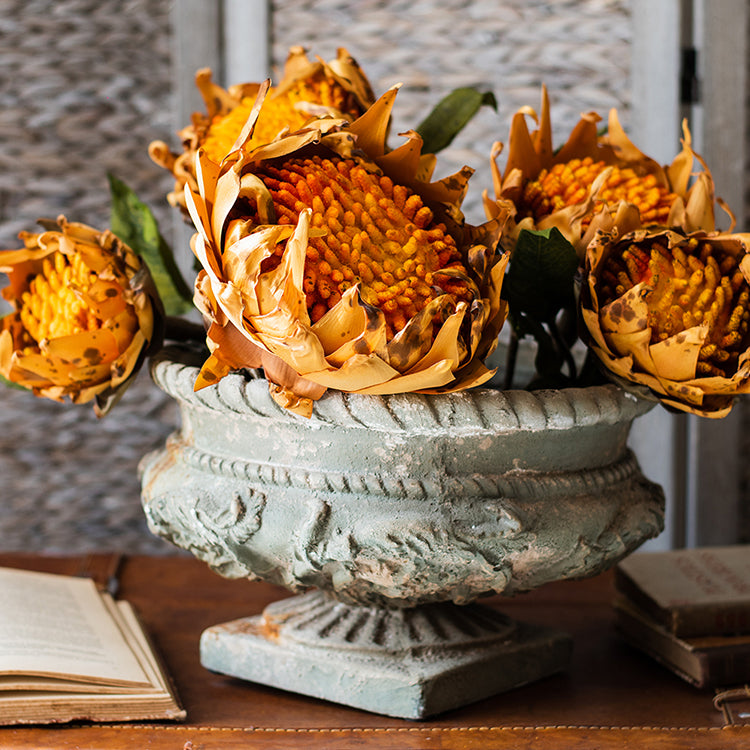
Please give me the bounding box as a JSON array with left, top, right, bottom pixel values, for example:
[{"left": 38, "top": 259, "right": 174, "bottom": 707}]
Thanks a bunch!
[{"left": 0, "top": 567, "right": 149, "bottom": 687}]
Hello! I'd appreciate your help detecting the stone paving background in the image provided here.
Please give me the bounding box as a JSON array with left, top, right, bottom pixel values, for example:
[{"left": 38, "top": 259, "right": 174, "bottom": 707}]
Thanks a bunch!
[{"left": 0, "top": 0, "right": 746, "bottom": 553}]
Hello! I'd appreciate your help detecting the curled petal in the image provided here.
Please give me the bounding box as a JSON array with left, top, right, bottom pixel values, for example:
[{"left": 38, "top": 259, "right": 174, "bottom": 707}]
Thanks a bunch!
[
  {"left": 185, "top": 88, "right": 509, "bottom": 413},
  {"left": 489, "top": 86, "right": 722, "bottom": 254},
  {"left": 580, "top": 226, "right": 750, "bottom": 417},
  {"left": 150, "top": 46, "right": 377, "bottom": 215},
  {"left": 0, "top": 216, "right": 162, "bottom": 414}
]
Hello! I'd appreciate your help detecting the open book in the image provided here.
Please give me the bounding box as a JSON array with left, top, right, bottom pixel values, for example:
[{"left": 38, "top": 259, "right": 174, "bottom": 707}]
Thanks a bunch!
[{"left": 0, "top": 566, "right": 185, "bottom": 724}]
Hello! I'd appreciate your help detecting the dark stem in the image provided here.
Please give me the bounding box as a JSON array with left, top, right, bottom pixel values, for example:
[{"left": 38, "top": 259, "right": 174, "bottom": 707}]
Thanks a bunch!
[
  {"left": 164, "top": 316, "right": 205, "bottom": 343},
  {"left": 549, "top": 318, "right": 577, "bottom": 382},
  {"left": 504, "top": 329, "right": 519, "bottom": 390}
]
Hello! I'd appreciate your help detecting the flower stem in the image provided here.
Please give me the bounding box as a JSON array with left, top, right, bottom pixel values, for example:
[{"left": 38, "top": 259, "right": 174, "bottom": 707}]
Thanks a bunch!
[
  {"left": 164, "top": 316, "right": 205, "bottom": 343},
  {"left": 504, "top": 329, "right": 519, "bottom": 390},
  {"left": 549, "top": 318, "right": 577, "bottom": 381}
]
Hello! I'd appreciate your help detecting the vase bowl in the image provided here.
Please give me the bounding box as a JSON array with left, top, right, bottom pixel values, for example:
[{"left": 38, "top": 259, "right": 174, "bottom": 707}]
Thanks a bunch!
[{"left": 140, "top": 345, "right": 664, "bottom": 717}]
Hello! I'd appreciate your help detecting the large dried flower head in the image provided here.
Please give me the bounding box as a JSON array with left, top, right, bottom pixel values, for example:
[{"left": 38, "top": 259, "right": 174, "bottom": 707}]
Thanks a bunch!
[
  {"left": 0, "top": 217, "right": 162, "bottom": 414},
  {"left": 581, "top": 223, "right": 750, "bottom": 417},
  {"left": 149, "top": 46, "right": 375, "bottom": 213},
  {"left": 485, "top": 86, "right": 720, "bottom": 254},
  {"left": 185, "top": 85, "right": 510, "bottom": 416}
]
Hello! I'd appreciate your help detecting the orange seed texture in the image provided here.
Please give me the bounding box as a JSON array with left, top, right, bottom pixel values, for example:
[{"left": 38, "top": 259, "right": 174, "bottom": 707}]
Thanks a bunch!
[
  {"left": 249, "top": 156, "right": 471, "bottom": 340},
  {"left": 520, "top": 157, "right": 676, "bottom": 225},
  {"left": 600, "top": 237, "right": 750, "bottom": 376},
  {"left": 20, "top": 251, "right": 104, "bottom": 345}
]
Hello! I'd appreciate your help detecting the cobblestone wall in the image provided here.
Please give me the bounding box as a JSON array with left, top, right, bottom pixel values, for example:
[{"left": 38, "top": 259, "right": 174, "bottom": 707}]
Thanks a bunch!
[
  {"left": 0, "top": 0, "right": 178, "bottom": 553},
  {"left": 272, "top": 0, "right": 633, "bottom": 222},
  {"left": 0, "top": 0, "right": 174, "bottom": 246}
]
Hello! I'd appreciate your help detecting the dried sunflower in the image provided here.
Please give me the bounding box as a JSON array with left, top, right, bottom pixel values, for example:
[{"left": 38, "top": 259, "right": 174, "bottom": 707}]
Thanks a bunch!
[
  {"left": 150, "top": 46, "right": 376, "bottom": 213},
  {"left": 580, "top": 220, "right": 750, "bottom": 417},
  {"left": 0, "top": 216, "right": 162, "bottom": 414},
  {"left": 485, "top": 86, "right": 720, "bottom": 254},
  {"left": 185, "top": 85, "right": 510, "bottom": 416}
]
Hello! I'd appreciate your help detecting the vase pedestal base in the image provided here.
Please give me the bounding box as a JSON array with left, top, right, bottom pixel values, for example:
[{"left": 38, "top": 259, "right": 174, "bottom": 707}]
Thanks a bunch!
[{"left": 200, "top": 590, "right": 572, "bottom": 719}]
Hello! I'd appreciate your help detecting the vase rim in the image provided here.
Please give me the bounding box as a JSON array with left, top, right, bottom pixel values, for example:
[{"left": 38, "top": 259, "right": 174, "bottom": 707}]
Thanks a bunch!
[{"left": 150, "top": 345, "right": 654, "bottom": 432}]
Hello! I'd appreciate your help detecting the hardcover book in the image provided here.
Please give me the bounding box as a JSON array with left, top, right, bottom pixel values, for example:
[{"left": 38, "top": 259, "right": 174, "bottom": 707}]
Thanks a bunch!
[
  {"left": 0, "top": 566, "right": 185, "bottom": 725},
  {"left": 615, "top": 546, "right": 750, "bottom": 638},
  {"left": 614, "top": 594, "right": 750, "bottom": 688}
]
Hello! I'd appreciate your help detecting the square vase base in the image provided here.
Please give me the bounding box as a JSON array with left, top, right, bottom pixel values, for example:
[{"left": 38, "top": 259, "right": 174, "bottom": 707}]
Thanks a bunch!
[{"left": 199, "top": 592, "right": 573, "bottom": 719}]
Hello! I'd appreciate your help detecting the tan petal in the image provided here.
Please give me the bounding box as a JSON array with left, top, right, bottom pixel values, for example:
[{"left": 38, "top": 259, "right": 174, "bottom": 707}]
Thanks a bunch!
[
  {"left": 407, "top": 302, "right": 466, "bottom": 375},
  {"left": 553, "top": 111, "right": 603, "bottom": 164},
  {"left": 683, "top": 173, "right": 716, "bottom": 232},
  {"left": 659, "top": 396, "right": 733, "bottom": 419},
  {"left": 353, "top": 359, "right": 455, "bottom": 395},
  {"left": 605, "top": 327, "right": 655, "bottom": 374},
  {"left": 428, "top": 358, "right": 496, "bottom": 393},
  {"left": 649, "top": 326, "right": 707, "bottom": 382},
  {"left": 386, "top": 296, "right": 452, "bottom": 371},
  {"left": 581, "top": 306, "right": 611, "bottom": 354},
  {"left": 232, "top": 79, "right": 271, "bottom": 155},
  {"left": 348, "top": 85, "right": 400, "bottom": 159},
  {"left": 535, "top": 85, "right": 553, "bottom": 162},
  {"left": 259, "top": 348, "right": 327, "bottom": 401},
  {"left": 599, "top": 283, "right": 650, "bottom": 335},
  {"left": 377, "top": 130, "right": 424, "bottom": 186},
  {"left": 306, "top": 352, "right": 400, "bottom": 391},
  {"left": 313, "top": 287, "right": 387, "bottom": 363},
  {"left": 195, "top": 351, "right": 236, "bottom": 390},
  {"left": 269, "top": 384, "right": 314, "bottom": 418},
  {"left": 666, "top": 120, "right": 695, "bottom": 196},
  {"left": 43, "top": 328, "right": 120, "bottom": 366},
  {"left": 503, "top": 106, "right": 542, "bottom": 184}
]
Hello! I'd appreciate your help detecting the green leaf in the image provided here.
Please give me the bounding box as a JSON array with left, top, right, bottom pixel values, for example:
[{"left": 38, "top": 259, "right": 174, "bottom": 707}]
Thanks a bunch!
[
  {"left": 504, "top": 227, "right": 579, "bottom": 324},
  {"left": 416, "top": 87, "right": 497, "bottom": 154},
  {"left": 0, "top": 372, "right": 29, "bottom": 392},
  {"left": 108, "top": 174, "right": 193, "bottom": 316}
]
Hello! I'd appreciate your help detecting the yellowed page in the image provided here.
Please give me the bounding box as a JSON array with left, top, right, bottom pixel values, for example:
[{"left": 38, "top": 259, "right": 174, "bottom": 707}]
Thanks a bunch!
[{"left": 0, "top": 567, "right": 149, "bottom": 687}]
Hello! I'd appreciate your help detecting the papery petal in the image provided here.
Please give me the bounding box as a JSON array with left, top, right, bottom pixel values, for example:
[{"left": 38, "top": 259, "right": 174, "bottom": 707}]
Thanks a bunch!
[
  {"left": 353, "top": 359, "right": 455, "bottom": 395},
  {"left": 649, "top": 326, "right": 707, "bottom": 382},
  {"left": 0, "top": 216, "right": 161, "bottom": 412},
  {"left": 581, "top": 225, "right": 750, "bottom": 417},
  {"left": 492, "top": 86, "right": 720, "bottom": 256},
  {"left": 184, "top": 86, "right": 508, "bottom": 413}
]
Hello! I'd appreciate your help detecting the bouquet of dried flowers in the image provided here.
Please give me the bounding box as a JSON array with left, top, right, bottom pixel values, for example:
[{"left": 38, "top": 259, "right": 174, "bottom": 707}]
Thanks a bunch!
[{"left": 2, "top": 46, "right": 748, "bottom": 419}]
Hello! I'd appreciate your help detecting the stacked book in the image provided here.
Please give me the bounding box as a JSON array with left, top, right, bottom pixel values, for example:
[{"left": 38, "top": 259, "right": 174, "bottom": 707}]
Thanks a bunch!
[{"left": 614, "top": 546, "right": 750, "bottom": 689}]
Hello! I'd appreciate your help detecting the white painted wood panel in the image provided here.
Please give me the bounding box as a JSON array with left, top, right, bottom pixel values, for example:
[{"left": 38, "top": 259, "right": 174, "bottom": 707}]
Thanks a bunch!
[
  {"left": 684, "top": 0, "right": 748, "bottom": 546},
  {"left": 632, "top": 0, "right": 748, "bottom": 548},
  {"left": 630, "top": 0, "right": 687, "bottom": 550}
]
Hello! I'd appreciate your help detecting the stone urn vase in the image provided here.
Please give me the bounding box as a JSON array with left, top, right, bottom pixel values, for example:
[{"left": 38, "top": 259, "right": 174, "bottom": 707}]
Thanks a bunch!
[{"left": 140, "top": 345, "right": 664, "bottom": 719}]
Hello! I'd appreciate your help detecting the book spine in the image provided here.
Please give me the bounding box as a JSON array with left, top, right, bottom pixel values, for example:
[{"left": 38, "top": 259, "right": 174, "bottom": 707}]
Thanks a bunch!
[
  {"left": 672, "top": 606, "right": 750, "bottom": 639},
  {"left": 696, "top": 647, "right": 750, "bottom": 688}
]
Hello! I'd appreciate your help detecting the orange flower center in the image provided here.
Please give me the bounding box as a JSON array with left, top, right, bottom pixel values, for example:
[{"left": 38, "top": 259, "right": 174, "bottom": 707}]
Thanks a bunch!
[
  {"left": 202, "top": 78, "right": 359, "bottom": 163},
  {"left": 520, "top": 157, "right": 676, "bottom": 225},
  {"left": 19, "top": 251, "right": 101, "bottom": 345},
  {"left": 600, "top": 237, "right": 750, "bottom": 376},
  {"left": 249, "top": 155, "right": 470, "bottom": 339}
]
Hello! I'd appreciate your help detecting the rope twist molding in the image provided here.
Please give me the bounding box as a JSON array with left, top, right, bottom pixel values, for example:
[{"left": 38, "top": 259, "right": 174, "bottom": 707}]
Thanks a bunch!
[
  {"left": 151, "top": 347, "right": 652, "bottom": 434},
  {"left": 177, "top": 441, "right": 644, "bottom": 501}
]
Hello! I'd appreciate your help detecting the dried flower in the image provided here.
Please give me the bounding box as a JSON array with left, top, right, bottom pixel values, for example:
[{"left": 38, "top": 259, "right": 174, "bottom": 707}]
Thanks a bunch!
[
  {"left": 149, "top": 46, "right": 375, "bottom": 213},
  {"left": 186, "top": 86, "right": 509, "bottom": 416},
  {"left": 485, "top": 86, "right": 720, "bottom": 254},
  {"left": 580, "top": 224, "right": 750, "bottom": 417},
  {"left": 0, "top": 217, "right": 162, "bottom": 415}
]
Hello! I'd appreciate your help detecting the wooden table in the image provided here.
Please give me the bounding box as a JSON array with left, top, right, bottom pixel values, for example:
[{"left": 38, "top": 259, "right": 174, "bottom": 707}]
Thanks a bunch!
[{"left": 1, "top": 553, "right": 748, "bottom": 749}]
